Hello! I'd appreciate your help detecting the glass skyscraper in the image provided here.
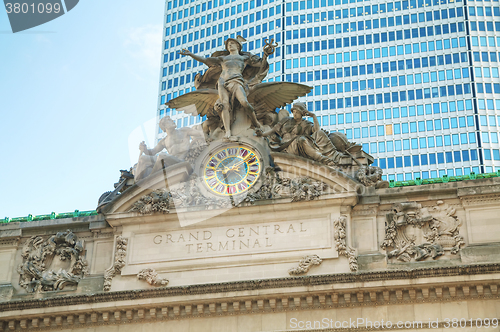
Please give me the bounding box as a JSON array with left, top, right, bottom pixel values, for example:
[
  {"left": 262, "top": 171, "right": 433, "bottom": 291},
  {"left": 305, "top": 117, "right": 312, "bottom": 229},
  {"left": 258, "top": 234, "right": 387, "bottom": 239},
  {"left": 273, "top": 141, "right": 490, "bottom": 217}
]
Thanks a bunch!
[{"left": 156, "top": 0, "right": 500, "bottom": 181}]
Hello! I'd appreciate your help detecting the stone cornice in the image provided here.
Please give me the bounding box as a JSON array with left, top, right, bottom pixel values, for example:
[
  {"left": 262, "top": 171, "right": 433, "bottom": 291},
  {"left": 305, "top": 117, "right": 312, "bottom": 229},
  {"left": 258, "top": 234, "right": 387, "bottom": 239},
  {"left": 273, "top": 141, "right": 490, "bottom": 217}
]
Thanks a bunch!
[
  {"left": 1, "top": 263, "right": 499, "bottom": 313},
  {"left": 459, "top": 193, "right": 500, "bottom": 207},
  {"left": 0, "top": 273, "right": 499, "bottom": 331}
]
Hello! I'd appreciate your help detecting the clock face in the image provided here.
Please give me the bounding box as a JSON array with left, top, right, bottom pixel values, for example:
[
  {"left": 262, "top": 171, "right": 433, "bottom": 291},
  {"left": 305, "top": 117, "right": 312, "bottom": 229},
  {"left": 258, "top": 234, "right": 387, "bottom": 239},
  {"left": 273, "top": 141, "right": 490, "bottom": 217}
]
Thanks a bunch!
[{"left": 204, "top": 146, "right": 261, "bottom": 196}]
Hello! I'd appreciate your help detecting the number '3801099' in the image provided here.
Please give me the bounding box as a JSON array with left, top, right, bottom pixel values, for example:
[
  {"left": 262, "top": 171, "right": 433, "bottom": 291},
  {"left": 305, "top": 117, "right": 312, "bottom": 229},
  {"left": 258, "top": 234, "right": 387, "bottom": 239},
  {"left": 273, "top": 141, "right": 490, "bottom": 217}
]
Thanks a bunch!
[{"left": 5, "top": 2, "right": 61, "bottom": 14}]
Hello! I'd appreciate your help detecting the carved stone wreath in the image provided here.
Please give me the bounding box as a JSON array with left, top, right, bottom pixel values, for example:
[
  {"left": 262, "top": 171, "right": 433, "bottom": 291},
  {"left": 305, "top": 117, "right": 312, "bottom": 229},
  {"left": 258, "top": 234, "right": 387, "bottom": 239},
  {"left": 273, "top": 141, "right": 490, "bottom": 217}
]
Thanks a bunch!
[
  {"left": 17, "top": 230, "right": 88, "bottom": 293},
  {"left": 381, "top": 201, "right": 465, "bottom": 262}
]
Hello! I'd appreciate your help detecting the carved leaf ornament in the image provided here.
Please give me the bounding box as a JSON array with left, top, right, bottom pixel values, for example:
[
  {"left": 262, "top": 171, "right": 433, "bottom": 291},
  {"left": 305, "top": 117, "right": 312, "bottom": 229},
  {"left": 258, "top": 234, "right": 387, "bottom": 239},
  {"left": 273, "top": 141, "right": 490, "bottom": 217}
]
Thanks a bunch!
[
  {"left": 333, "top": 216, "right": 358, "bottom": 272},
  {"left": 103, "top": 236, "right": 128, "bottom": 292},
  {"left": 137, "top": 268, "right": 169, "bottom": 286}
]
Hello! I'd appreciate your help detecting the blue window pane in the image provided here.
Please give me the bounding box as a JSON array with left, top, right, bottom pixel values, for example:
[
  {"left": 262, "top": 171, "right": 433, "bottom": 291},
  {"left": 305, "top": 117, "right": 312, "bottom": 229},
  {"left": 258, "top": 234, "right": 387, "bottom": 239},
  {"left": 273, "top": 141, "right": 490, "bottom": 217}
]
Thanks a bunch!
[
  {"left": 445, "top": 151, "right": 453, "bottom": 163},
  {"left": 462, "top": 150, "right": 469, "bottom": 161},
  {"left": 471, "top": 149, "right": 478, "bottom": 160},
  {"left": 388, "top": 158, "right": 395, "bottom": 168},
  {"left": 404, "top": 156, "right": 411, "bottom": 167},
  {"left": 396, "top": 156, "right": 403, "bottom": 167},
  {"left": 429, "top": 153, "right": 436, "bottom": 164},
  {"left": 379, "top": 159, "right": 387, "bottom": 169}
]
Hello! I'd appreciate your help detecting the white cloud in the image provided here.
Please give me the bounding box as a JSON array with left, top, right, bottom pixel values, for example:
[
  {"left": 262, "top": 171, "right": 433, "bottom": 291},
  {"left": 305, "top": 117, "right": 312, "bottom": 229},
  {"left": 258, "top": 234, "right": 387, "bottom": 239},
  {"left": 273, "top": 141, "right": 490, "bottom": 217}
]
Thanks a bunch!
[{"left": 122, "top": 24, "right": 163, "bottom": 79}]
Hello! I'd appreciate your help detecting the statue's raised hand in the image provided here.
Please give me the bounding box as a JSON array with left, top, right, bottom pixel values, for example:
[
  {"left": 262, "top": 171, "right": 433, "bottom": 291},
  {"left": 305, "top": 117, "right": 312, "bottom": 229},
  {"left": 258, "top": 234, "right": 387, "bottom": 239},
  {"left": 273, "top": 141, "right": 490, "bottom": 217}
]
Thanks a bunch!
[
  {"left": 179, "top": 49, "right": 191, "bottom": 56},
  {"left": 139, "top": 141, "right": 148, "bottom": 153}
]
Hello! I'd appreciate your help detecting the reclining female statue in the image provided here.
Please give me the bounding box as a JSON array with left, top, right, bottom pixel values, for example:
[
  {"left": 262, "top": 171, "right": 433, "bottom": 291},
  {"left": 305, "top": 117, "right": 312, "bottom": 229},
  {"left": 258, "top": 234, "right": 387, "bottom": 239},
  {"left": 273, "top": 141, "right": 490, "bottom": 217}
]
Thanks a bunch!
[{"left": 256, "top": 102, "right": 342, "bottom": 166}]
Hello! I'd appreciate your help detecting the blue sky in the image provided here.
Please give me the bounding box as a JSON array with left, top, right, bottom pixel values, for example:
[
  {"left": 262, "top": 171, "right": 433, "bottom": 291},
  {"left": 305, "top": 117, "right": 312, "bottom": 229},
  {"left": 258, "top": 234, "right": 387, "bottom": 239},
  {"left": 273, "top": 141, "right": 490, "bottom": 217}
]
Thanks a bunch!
[{"left": 0, "top": 1, "right": 165, "bottom": 218}]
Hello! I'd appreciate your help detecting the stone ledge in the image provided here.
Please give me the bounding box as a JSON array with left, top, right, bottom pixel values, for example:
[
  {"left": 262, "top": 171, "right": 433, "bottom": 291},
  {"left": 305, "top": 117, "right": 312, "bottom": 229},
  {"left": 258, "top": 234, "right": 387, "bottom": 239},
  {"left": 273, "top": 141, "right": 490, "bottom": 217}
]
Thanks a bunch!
[
  {"left": 1, "top": 263, "right": 498, "bottom": 313},
  {"left": 0, "top": 280, "right": 498, "bottom": 331}
]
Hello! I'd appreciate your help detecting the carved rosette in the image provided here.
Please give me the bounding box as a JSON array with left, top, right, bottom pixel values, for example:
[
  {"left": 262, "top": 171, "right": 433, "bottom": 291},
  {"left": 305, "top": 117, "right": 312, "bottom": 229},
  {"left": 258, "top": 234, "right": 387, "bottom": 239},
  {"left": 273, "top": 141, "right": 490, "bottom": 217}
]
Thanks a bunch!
[
  {"left": 381, "top": 201, "right": 465, "bottom": 262},
  {"left": 288, "top": 255, "right": 322, "bottom": 275},
  {"left": 103, "top": 236, "right": 128, "bottom": 292},
  {"left": 137, "top": 268, "right": 169, "bottom": 286},
  {"left": 17, "top": 230, "right": 88, "bottom": 293},
  {"left": 244, "top": 167, "right": 328, "bottom": 204},
  {"left": 333, "top": 215, "right": 358, "bottom": 272}
]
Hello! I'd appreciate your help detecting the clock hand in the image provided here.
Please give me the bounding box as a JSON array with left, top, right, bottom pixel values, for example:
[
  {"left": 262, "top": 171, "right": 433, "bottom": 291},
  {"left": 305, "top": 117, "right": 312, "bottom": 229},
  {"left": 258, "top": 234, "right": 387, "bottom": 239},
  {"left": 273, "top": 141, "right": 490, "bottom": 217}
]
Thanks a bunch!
[
  {"left": 221, "top": 163, "right": 236, "bottom": 174},
  {"left": 227, "top": 154, "right": 253, "bottom": 171},
  {"left": 220, "top": 156, "right": 247, "bottom": 174}
]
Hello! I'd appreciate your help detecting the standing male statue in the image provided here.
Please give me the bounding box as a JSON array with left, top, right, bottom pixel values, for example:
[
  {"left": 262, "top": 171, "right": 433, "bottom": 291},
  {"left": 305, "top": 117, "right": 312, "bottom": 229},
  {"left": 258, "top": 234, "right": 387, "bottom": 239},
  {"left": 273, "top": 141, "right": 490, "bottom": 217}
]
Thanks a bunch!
[
  {"left": 179, "top": 36, "right": 271, "bottom": 137},
  {"left": 167, "top": 37, "right": 311, "bottom": 141}
]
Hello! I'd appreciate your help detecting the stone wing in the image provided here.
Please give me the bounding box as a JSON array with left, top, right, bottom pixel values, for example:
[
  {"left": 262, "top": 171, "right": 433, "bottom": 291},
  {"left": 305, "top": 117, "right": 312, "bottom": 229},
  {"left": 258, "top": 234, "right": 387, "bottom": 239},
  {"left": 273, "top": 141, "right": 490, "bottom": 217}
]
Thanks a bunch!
[
  {"left": 165, "top": 89, "right": 219, "bottom": 117},
  {"left": 248, "top": 82, "right": 312, "bottom": 111}
]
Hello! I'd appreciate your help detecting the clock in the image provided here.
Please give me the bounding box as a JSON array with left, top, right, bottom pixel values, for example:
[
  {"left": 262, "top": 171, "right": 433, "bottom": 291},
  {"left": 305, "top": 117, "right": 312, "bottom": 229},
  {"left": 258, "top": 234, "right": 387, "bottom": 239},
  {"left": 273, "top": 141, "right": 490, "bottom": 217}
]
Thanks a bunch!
[{"left": 203, "top": 145, "right": 262, "bottom": 196}]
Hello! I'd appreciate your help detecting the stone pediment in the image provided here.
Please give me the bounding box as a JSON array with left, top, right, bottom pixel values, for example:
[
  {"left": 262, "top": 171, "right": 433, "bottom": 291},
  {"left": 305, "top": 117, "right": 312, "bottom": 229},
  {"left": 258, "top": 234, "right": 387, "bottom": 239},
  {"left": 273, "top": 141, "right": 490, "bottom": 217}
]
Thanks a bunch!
[{"left": 99, "top": 152, "right": 362, "bottom": 217}]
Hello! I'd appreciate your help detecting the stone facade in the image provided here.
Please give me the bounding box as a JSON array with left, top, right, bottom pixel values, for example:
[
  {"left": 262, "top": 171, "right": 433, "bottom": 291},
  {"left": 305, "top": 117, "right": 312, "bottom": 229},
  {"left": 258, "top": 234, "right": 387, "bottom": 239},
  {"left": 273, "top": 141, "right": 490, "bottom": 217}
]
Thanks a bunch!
[{"left": 1, "top": 172, "right": 500, "bottom": 331}]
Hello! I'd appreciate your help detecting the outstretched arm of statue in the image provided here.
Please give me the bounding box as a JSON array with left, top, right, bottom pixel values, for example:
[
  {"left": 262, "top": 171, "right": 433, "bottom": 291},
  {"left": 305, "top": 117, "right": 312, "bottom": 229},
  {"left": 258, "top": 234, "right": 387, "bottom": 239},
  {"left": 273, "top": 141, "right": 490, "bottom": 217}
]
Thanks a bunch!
[
  {"left": 255, "top": 126, "right": 277, "bottom": 137},
  {"left": 139, "top": 140, "right": 164, "bottom": 156},
  {"left": 253, "top": 38, "right": 276, "bottom": 70},
  {"left": 180, "top": 126, "right": 205, "bottom": 139},
  {"left": 179, "top": 49, "right": 220, "bottom": 66}
]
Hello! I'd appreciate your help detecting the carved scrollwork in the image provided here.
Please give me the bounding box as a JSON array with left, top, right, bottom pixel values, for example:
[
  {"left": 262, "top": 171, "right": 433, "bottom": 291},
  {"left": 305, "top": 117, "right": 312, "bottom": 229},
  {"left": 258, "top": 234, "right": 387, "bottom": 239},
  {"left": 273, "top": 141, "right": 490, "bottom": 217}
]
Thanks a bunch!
[
  {"left": 17, "top": 230, "right": 88, "bottom": 293},
  {"left": 184, "top": 139, "right": 208, "bottom": 165},
  {"left": 288, "top": 255, "right": 322, "bottom": 275},
  {"left": 170, "top": 175, "right": 233, "bottom": 209},
  {"left": 128, "top": 176, "right": 233, "bottom": 213},
  {"left": 334, "top": 215, "right": 358, "bottom": 272},
  {"left": 129, "top": 189, "right": 171, "bottom": 214},
  {"left": 244, "top": 167, "right": 328, "bottom": 204},
  {"left": 103, "top": 236, "right": 128, "bottom": 292},
  {"left": 381, "top": 201, "right": 465, "bottom": 262},
  {"left": 137, "top": 268, "right": 169, "bottom": 286},
  {"left": 355, "top": 165, "right": 389, "bottom": 188}
]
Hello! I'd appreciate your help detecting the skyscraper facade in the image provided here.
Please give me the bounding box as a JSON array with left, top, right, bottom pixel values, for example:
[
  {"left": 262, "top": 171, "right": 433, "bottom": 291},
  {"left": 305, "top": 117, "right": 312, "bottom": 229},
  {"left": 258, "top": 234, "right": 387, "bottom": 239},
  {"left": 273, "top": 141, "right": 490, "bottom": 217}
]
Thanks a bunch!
[{"left": 157, "top": 0, "right": 500, "bottom": 181}]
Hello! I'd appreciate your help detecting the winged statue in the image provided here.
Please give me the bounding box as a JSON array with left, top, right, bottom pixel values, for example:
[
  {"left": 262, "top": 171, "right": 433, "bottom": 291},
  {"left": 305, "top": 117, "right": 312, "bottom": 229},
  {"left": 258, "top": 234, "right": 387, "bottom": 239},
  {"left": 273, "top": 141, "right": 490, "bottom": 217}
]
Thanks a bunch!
[{"left": 166, "top": 36, "right": 312, "bottom": 140}]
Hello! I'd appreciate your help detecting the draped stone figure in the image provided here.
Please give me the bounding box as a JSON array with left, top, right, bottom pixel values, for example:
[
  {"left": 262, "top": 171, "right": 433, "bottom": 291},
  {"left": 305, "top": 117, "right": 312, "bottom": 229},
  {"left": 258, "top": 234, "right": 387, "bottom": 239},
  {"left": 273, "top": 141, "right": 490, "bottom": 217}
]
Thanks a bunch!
[{"left": 255, "top": 103, "right": 342, "bottom": 166}]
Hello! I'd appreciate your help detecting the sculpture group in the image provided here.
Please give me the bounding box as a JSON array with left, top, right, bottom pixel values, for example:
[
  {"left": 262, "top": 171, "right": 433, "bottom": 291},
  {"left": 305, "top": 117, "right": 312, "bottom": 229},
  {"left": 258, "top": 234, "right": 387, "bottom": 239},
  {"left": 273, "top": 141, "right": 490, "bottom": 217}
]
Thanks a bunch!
[{"left": 130, "top": 36, "right": 379, "bottom": 184}]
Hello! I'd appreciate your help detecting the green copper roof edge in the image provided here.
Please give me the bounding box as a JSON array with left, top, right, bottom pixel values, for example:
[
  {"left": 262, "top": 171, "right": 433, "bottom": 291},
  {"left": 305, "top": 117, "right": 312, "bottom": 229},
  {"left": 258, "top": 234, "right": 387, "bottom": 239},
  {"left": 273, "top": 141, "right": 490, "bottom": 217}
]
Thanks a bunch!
[
  {"left": 388, "top": 170, "right": 500, "bottom": 188},
  {"left": 1, "top": 210, "right": 98, "bottom": 224}
]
